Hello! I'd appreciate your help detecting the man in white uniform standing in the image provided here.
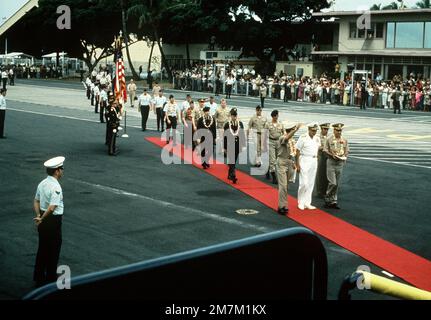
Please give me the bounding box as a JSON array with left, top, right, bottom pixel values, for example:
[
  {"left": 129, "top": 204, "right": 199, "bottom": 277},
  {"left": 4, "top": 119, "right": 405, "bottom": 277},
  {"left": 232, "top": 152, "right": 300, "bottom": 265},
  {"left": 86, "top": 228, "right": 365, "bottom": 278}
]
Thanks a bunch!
[
  {"left": 295, "top": 123, "right": 320, "bottom": 210},
  {"left": 33, "top": 156, "right": 65, "bottom": 287}
]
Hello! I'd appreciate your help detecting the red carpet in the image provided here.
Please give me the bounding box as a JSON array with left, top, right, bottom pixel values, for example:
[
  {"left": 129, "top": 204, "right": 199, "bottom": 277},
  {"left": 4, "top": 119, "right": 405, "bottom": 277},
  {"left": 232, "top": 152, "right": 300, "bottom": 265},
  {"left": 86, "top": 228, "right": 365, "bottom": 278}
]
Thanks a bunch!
[{"left": 147, "top": 137, "right": 431, "bottom": 291}]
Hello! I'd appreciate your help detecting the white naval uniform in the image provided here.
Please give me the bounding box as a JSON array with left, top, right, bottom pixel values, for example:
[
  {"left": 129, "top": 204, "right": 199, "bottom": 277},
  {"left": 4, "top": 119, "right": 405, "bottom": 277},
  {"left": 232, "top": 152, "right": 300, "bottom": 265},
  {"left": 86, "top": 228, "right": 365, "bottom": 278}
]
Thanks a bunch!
[
  {"left": 206, "top": 102, "right": 218, "bottom": 116},
  {"left": 138, "top": 94, "right": 152, "bottom": 107},
  {"left": 295, "top": 133, "right": 320, "bottom": 207},
  {"left": 35, "top": 176, "right": 64, "bottom": 215}
]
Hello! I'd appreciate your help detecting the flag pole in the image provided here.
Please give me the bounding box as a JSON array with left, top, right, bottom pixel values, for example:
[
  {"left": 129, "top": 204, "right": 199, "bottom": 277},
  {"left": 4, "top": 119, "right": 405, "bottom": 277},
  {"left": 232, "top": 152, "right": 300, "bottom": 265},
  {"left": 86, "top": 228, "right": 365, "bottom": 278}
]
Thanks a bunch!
[{"left": 121, "top": 110, "right": 129, "bottom": 138}]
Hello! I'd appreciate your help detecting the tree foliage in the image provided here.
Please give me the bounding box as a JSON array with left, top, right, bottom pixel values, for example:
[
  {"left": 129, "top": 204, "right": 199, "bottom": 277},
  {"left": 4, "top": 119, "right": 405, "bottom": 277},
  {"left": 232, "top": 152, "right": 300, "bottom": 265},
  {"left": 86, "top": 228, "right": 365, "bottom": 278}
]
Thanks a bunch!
[
  {"left": 6, "top": 0, "right": 123, "bottom": 71},
  {"left": 4, "top": 0, "right": 332, "bottom": 74},
  {"left": 416, "top": 0, "right": 431, "bottom": 8}
]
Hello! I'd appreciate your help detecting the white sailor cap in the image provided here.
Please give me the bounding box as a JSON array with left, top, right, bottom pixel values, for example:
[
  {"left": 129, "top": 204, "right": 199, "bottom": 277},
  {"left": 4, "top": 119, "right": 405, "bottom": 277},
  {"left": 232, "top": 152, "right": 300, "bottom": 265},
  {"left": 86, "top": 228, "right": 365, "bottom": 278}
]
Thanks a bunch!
[
  {"left": 44, "top": 156, "right": 65, "bottom": 169},
  {"left": 307, "top": 122, "right": 319, "bottom": 129}
]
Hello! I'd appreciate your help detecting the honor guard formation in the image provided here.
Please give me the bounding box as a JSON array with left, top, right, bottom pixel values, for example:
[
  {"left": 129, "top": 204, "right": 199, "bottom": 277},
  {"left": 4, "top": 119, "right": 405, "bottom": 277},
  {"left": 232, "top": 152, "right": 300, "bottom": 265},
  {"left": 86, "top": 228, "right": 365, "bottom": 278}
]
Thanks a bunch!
[{"left": 83, "top": 74, "right": 351, "bottom": 210}]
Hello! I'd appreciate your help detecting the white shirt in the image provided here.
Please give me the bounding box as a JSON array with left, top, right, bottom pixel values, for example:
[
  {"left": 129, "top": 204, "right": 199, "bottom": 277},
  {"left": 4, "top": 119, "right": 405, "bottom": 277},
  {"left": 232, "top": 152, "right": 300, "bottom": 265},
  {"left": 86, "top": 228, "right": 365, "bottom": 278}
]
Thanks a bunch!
[
  {"left": 0, "top": 95, "right": 6, "bottom": 110},
  {"left": 226, "top": 78, "right": 235, "bottom": 85},
  {"left": 153, "top": 95, "right": 167, "bottom": 108},
  {"left": 295, "top": 133, "right": 320, "bottom": 157},
  {"left": 206, "top": 102, "right": 218, "bottom": 116},
  {"left": 163, "top": 102, "right": 180, "bottom": 117},
  {"left": 35, "top": 176, "right": 64, "bottom": 215},
  {"left": 138, "top": 93, "right": 152, "bottom": 106},
  {"left": 93, "top": 85, "right": 100, "bottom": 96},
  {"left": 100, "top": 90, "right": 108, "bottom": 102},
  {"left": 181, "top": 100, "right": 190, "bottom": 111},
  {"left": 1, "top": 71, "right": 8, "bottom": 79}
]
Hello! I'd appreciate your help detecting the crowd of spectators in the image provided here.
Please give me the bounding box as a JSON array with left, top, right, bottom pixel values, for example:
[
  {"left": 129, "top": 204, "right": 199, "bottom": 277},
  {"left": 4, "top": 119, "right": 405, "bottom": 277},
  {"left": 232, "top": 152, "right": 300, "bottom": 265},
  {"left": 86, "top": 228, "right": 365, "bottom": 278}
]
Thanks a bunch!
[
  {"left": 172, "top": 64, "right": 430, "bottom": 112},
  {"left": 0, "top": 64, "right": 66, "bottom": 81}
]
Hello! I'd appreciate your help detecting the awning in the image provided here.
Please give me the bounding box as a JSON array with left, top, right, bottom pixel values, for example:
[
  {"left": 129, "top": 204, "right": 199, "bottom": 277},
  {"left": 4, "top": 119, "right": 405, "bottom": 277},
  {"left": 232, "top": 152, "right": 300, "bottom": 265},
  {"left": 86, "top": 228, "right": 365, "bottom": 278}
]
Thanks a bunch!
[{"left": 0, "top": 0, "right": 39, "bottom": 37}]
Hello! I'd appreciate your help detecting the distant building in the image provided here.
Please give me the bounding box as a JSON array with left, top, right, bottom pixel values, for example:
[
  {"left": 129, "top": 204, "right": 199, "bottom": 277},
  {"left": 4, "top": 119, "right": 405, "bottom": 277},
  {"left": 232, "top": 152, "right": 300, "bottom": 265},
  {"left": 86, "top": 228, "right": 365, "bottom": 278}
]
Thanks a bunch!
[{"left": 311, "top": 9, "right": 431, "bottom": 80}]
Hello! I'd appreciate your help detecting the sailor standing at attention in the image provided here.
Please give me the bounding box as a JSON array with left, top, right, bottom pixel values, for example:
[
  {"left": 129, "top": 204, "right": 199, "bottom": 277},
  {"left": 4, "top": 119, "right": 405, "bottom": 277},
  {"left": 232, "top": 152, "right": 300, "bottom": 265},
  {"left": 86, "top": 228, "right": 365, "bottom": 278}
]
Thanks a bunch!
[{"left": 33, "top": 156, "right": 65, "bottom": 287}]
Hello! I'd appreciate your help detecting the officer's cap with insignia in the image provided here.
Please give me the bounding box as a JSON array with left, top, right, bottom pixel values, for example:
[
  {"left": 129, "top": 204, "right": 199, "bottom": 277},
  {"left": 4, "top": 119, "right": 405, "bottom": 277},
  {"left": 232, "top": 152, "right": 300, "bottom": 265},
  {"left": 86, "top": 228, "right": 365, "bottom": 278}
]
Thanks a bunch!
[
  {"left": 307, "top": 122, "right": 319, "bottom": 130},
  {"left": 332, "top": 123, "right": 344, "bottom": 130},
  {"left": 198, "top": 98, "right": 206, "bottom": 103},
  {"left": 284, "top": 122, "right": 297, "bottom": 131},
  {"left": 320, "top": 123, "right": 330, "bottom": 129},
  {"left": 230, "top": 108, "right": 238, "bottom": 116},
  {"left": 44, "top": 156, "right": 65, "bottom": 169}
]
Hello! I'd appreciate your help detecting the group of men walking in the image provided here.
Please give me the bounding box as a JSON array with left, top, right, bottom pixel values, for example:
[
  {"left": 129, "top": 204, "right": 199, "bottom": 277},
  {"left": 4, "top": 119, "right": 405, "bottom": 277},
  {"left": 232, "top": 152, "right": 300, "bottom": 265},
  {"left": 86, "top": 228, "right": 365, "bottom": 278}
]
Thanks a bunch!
[
  {"left": 246, "top": 105, "right": 349, "bottom": 214},
  {"left": 276, "top": 121, "right": 349, "bottom": 214}
]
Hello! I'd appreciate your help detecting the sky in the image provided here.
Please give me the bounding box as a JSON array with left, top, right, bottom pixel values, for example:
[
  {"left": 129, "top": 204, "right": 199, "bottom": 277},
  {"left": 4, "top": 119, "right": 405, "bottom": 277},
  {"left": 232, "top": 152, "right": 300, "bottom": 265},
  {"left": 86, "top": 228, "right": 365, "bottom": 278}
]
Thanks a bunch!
[
  {"left": 0, "top": 0, "right": 28, "bottom": 26},
  {"left": 0, "top": 0, "right": 423, "bottom": 26}
]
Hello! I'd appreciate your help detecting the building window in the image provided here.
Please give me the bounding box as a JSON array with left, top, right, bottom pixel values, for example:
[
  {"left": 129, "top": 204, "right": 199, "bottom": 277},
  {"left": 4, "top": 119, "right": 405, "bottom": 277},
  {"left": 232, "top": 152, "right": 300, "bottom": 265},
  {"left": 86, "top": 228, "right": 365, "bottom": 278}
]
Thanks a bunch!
[
  {"left": 350, "top": 22, "right": 384, "bottom": 39},
  {"left": 386, "top": 22, "right": 429, "bottom": 49},
  {"left": 349, "top": 23, "right": 357, "bottom": 38},
  {"left": 386, "top": 23, "right": 395, "bottom": 48},
  {"left": 376, "top": 23, "right": 384, "bottom": 38},
  {"left": 425, "top": 22, "right": 431, "bottom": 49},
  {"left": 396, "top": 22, "right": 424, "bottom": 48}
]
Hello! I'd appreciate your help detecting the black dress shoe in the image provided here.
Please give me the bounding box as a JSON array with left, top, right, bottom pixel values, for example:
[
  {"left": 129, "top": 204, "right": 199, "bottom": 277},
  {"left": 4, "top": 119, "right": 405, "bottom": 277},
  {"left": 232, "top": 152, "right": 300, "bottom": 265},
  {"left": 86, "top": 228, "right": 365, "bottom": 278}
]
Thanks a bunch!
[
  {"left": 333, "top": 204, "right": 341, "bottom": 209},
  {"left": 232, "top": 177, "right": 238, "bottom": 184},
  {"left": 277, "top": 207, "right": 288, "bottom": 215}
]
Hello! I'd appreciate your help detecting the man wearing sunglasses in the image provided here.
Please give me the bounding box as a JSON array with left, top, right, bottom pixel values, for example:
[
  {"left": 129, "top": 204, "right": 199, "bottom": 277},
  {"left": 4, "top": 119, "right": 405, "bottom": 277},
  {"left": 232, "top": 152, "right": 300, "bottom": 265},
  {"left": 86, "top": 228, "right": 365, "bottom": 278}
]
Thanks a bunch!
[
  {"left": 324, "top": 123, "right": 349, "bottom": 209},
  {"left": 33, "top": 156, "right": 65, "bottom": 287},
  {"left": 295, "top": 123, "right": 321, "bottom": 211}
]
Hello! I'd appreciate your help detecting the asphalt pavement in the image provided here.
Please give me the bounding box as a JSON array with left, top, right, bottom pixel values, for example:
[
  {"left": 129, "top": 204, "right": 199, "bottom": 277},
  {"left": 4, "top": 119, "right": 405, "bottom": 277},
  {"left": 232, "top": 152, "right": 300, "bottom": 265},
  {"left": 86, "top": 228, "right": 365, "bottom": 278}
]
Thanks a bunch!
[{"left": 0, "top": 79, "right": 430, "bottom": 300}]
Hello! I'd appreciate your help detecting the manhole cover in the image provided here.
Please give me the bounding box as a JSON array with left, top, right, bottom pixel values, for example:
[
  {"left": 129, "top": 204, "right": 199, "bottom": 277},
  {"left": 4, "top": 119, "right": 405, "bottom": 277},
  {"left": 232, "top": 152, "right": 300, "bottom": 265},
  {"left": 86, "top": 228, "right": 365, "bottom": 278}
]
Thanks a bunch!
[{"left": 236, "top": 209, "right": 259, "bottom": 215}]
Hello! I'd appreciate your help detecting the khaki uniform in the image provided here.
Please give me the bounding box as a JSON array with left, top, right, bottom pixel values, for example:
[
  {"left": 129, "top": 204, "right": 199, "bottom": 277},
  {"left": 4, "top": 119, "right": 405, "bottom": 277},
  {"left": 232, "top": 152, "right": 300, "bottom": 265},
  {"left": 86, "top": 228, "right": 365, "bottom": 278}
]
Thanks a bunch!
[
  {"left": 215, "top": 106, "right": 230, "bottom": 129},
  {"left": 264, "top": 122, "right": 284, "bottom": 173},
  {"left": 277, "top": 136, "right": 296, "bottom": 209},
  {"left": 193, "top": 107, "right": 204, "bottom": 127},
  {"left": 324, "top": 135, "right": 349, "bottom": 204},
  {"left": 215, "top": 106, "right": 230, "bottom": 152},
  {"left": 248, "top": 115, "right": 267, "bottom": 163},
  {"left": 315, "top": 133, "right": 329, "bottom": 197},
  {"left": 128, "top": 83, "right": 137, "bottom": 107}
]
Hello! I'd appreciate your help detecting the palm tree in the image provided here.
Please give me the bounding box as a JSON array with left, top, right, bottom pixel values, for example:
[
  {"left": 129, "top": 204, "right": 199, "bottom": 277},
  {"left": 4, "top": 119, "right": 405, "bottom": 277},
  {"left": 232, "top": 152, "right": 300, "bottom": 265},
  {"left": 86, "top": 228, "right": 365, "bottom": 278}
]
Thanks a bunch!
[
  {"left": 370, "top": 3, "right": 382, "bottom": 10},
  {"left": 382, "top": 2, "right": 400, "bottom": 9},
  {"left": 127, "top": 0, "right": 195, "bottom": 80},
  {"left": 120, "top": 0, "right": 140, "bottom": 80},
  {"left": 416, "top": 0, "right": 431, "bottom": 8}
]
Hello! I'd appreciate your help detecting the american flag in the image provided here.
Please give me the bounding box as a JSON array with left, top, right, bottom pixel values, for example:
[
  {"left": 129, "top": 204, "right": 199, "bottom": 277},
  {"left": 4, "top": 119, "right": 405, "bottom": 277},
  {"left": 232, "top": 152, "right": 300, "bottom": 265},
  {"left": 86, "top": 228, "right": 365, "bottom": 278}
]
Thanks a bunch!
[{"left": 114, "top": 50, "right": 127, "bottom": 105}]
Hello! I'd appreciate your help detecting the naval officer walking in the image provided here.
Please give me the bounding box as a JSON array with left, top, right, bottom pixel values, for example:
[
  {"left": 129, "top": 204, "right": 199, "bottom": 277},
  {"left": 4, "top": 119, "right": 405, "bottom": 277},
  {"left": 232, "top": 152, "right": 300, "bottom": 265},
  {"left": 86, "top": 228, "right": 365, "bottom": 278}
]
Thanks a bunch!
[
  {"left": 295, "top": 123, "right": 320, "bottom": 210},
  {"left": 33, "top": 156, "right": 65, "bottom": 287}
]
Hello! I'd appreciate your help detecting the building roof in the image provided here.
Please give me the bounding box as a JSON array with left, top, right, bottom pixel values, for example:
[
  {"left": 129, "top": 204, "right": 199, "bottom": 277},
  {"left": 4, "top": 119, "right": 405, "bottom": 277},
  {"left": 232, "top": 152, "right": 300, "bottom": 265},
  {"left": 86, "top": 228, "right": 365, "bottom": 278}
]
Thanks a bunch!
[
  {"left": 0, "top": 0, "right": 39, "bottom": 37},
  {"left": 0, "top": 52, "right": 34, "bottom": 58},
  {"left": 313, "top": 8, "right": 431, "bottom": 18},
  {"left": 311, "top": 50, "right": 431, "bottom": 57}
]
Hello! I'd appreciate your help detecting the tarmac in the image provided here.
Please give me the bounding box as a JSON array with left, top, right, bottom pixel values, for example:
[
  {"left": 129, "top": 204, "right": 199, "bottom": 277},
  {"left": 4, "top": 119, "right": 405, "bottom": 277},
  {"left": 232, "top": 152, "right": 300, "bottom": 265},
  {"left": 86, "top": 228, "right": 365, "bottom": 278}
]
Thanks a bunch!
[{"left": 0, "top": 79, "right": 430, "bottom": 300}]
